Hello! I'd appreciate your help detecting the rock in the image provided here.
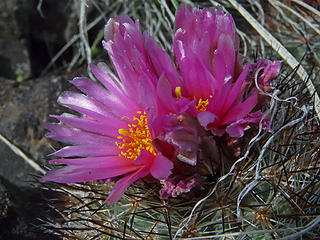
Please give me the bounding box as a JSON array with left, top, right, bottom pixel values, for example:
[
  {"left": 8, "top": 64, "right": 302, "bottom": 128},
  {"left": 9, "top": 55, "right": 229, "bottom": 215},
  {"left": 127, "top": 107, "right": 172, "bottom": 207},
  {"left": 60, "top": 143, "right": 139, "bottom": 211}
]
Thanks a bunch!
[
  {"left": 0, "top": 76, "right": 71, "bottom": 187},
  {"left": 0, "top": 180, "right": 10, "bottom": 219},
  {"left": 0, "top": 138, "right": 41, "bottom": 188},
  {"left": 0, "top": 74, "right": 73, "bottom": 239},
  {"left": 0, "top": 0, "right": 32, "bottom": 80},
  {"left": 0, "top": 0, "right": 78, "bottom": 79},
  {"left": 0, "top": 177, "right": 60, "bottom": 240}
]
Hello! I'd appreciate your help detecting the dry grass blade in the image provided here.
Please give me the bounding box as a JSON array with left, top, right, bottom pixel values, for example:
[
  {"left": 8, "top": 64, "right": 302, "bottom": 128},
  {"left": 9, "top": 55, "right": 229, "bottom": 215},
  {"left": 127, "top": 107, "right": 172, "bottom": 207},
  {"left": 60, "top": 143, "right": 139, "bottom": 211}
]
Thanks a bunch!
[
  {"left": 227, "top": 0, "right": 320, "bottom": 121},
  {"left": 270, "top": 0, "right": 320, "bottom": 36},
  {"left": 292, "top": 0, "right": 320, "bottom": 17},
  {"left": 41, "top": 14, "right": 104, "bottom": 75},
  {"left": 0, "top": 133, "right": 46, "bottom": 174},
  {"left": 79, "top": 0, "right": 93, "bottom": 79}
]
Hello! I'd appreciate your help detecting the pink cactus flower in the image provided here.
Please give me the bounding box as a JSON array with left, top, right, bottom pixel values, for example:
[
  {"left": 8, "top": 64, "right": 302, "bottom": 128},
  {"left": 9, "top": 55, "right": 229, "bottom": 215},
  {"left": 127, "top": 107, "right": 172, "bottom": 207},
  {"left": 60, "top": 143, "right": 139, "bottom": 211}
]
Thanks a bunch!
[
  {"left": 171, "top": 6, "right": 281, "bottom": 138},
  {"left": 43, "top": 16, "right": 175, "bottom": 205},
  {"left": 149, "top": 6, "right": 280, "bottom": 167}
]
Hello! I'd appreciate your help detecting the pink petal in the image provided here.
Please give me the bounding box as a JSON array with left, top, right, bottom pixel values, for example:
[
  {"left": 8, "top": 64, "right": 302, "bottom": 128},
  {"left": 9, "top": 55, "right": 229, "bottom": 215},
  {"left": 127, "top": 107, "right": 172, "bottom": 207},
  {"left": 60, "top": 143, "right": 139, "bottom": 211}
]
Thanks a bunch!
[
  {"left": 45, "top": 123, "right": 115, "bottom": 145},
  {"left": 70, "top": 77, "right": 110, "bottom": 103},
  {"left": 214, "top": 11, "right": 236, "bottom": 46},
  {"left": 137, "top": 75, "right": 158, "bottom": 115},
  {"left": 175, "top": 6, "right": 218, "bottom": 48},
  {"left": 90, "top": 63, "right": 141, "bottom": 116},
  {"left": 90, "top": 63, "right": 124, "bottom": 95},
  {"left": 102, "top": 42, "right": 139, "bottom": 98},
  {"left": 103, "top": 16, "right": 158, "bottom": 92},
  {"left": 226, "top": 123, "right": 245, "bottom": 138},
  {"left": 173, "top": 39, "right": 214, "bottom": 98},
  {"left": 174, "top": 5, "right": 239, "bottom": 81},
  {"left": 70, "top": 77, "right": 131, "bottom": 115},
  {"left": 134, "top": 149, "right": 155, "bottom": 166},
  {"left": 156, "top": 75, "right": 178, "bottom": 114},
  {"left": 105, "top": 16, "right": 144, "bottom": 52},
  {"left": 221, "top": 63, "right": 250, "bottom": 116},
  {"left": 105, "top": 167, "right": 149, "bottom": 204},
  {"left": 207, "top": 83, "right": 230, "bottom": 115},
  {"left": 150, "top": 115, "right": 174, "bottom": 137},
  {"left": 51, "top": 114, "right": 123, "bottom": 137},
  {"left": 225, "top": 111, "right": 270, "bottom": 138},
  {"left": 164, "top": 127, "right": 200, "bottom": 152},
  {"left": 221, "top": 93, "right": 257, "bottom": 125},
  {"left": 49, "top": 156, "right": 132, "bottom": 167},
  {"left": 144, "top": 32, "right": 181, "bottom": 88},
  {"left": 49, "top": 145, "right": 120, "bottom": 157},
  {"left": 175, "top": 5, "right": 192, "bottom": 32},
  {"left": 211, "top": 49, "right": 226, "bottom": 86},
  {"left": 150, "top": 154, "right": 173, "bottom": 179},
  {"left": 43, "top": 163, "right": 141, "bottom": 183},
  {"left": 57, "top": 91, "right": 116, "bottom": 120},
  {"left": 197, "top": 111, "right": 218, "bottom": 129},
  {"left": 217, "top": 34, "right": 235, "bottom": 78}
]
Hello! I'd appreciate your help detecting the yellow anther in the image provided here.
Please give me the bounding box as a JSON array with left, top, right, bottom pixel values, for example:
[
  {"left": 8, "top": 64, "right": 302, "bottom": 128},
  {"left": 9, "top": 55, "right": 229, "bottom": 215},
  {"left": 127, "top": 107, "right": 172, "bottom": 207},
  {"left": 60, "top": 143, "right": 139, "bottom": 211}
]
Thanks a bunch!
[
  {"left": 195, "top": 96, "right": 212, "bottom": 112},
  {"left": 116, "top": 111, "right": 156, "bottom": 160},
  {"left": 175, "top": 86, "right": 182, "bottom": 99},
  {"left": 118, "top": 128, "right": 129, "bottom": 136}
]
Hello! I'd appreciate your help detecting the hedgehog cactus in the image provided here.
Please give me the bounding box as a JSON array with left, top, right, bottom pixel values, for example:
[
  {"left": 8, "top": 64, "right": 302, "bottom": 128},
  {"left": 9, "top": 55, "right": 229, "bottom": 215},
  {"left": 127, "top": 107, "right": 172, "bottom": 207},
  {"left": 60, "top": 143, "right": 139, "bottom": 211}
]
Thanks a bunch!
[{"left": 42, "top": 3, "right": 320, "bottom": 239}]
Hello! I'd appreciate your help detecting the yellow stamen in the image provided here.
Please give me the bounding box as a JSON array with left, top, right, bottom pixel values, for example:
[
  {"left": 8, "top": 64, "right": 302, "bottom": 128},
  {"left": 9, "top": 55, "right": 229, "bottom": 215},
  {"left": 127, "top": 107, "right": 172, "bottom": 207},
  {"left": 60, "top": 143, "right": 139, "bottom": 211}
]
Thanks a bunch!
[
  {"left": 116, "top": 111, "right": 156, "bottom": 160},
  {"left": 174, "top": 85, "right": 212, "bottom": 112},
  {"left": 195, "top": 96, "right": 212, "bottom": 112},
  {"left": 118, "top": 129, "right": 129, "bottom": 136},
  {"left": 175, "top": 86, "right": 182, "bottom": 100}
]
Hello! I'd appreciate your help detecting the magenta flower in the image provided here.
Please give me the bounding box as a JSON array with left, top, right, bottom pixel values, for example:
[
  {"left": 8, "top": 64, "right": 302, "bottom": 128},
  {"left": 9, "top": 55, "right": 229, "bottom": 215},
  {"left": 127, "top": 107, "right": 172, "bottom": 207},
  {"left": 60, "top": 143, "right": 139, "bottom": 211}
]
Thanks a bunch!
[
  {"left": 148, "top": 6, "right": 281, "bottom": 167},
  {"left": 171, "top": 6, "right": 280, "bottom": 138},
  {"left": 43, "top": 16, "right": 175, "bottom": 204}
]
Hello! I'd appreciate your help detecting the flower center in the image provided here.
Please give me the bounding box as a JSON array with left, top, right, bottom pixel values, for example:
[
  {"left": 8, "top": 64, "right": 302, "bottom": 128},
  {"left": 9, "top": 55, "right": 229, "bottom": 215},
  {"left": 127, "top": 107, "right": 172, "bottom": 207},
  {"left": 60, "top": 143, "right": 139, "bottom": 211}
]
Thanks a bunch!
[
  {"left": 196, "top": 98, "right": 210, "bottom": 112},
  {"left": 116, "top": 111, "right": 156, "bottom": 160},
  {"left": 174, "top": 86, "right": 212, "bottom": 112}
]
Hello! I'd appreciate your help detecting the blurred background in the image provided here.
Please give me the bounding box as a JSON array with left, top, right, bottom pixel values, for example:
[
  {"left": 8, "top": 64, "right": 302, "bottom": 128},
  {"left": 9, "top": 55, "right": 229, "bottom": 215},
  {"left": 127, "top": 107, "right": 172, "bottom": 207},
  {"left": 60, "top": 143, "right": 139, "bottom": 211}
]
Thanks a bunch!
[{"left": 0, "top": 0, "right": 319, "bottom": 239}]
